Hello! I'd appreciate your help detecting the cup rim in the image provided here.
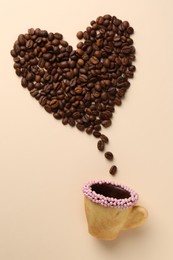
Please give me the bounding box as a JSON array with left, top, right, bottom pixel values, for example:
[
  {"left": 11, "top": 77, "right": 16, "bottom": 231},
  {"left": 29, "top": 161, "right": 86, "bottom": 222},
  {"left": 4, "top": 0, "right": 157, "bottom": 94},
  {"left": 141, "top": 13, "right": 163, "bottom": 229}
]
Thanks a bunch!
[{"left": 82, "top": 180, "right": 139, "bottom": 209}]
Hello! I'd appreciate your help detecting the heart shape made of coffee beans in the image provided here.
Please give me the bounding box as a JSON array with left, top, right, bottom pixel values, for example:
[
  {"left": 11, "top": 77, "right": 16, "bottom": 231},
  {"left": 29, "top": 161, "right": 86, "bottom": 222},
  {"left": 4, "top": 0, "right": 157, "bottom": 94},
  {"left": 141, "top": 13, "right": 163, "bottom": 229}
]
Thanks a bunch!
[{"left": 11, "top": 15, "right": 135, "bottom": 170}]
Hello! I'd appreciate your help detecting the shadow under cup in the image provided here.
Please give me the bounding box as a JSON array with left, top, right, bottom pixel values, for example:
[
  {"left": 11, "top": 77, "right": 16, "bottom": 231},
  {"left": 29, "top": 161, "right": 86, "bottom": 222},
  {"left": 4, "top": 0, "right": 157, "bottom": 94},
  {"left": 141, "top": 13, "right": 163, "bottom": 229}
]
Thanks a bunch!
[{"left": 83, "top": 181, "right": 148, "bottom": 240}]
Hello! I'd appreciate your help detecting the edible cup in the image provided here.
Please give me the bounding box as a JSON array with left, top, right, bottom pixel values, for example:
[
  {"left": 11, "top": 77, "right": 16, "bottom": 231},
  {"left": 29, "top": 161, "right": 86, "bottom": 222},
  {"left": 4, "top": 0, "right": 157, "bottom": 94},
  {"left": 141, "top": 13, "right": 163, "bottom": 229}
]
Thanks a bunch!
[{"left": 82, "top": 180, "right": 148, "bottom": 240}]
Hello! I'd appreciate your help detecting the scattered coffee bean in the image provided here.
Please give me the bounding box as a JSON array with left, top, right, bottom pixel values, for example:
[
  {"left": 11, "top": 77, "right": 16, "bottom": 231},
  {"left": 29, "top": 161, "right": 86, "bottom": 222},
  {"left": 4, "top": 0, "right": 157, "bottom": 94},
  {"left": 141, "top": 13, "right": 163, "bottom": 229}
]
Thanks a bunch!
[
  {"left": 97, "top": 140, "right": 105, "bottom": 151},
  {"left": 11, "top": 15, "right": 136, "bottom": 175},
  {"left": 109, "top": 165, "right": 117, "bottom": 175},
  {"left": 100, "top": 134, "right": 109, "bottom": 144},
  {"left": 105, "top": 151, "right": 114, "bottom": 160}
]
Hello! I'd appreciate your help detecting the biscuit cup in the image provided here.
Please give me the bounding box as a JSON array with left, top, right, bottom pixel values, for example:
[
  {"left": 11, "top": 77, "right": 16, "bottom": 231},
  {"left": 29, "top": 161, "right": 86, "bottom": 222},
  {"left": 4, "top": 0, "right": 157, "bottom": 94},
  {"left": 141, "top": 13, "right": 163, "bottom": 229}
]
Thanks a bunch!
[{"left": 83, "top": 180, "right": 148, "bottom": 240}]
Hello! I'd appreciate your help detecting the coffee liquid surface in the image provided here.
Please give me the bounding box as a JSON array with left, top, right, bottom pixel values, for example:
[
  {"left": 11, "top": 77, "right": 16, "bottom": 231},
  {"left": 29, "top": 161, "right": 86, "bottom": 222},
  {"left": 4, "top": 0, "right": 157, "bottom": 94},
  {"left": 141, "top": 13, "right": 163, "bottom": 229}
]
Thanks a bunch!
[{"left": 91, "top": 183, "right": 131, "bottom": 199}]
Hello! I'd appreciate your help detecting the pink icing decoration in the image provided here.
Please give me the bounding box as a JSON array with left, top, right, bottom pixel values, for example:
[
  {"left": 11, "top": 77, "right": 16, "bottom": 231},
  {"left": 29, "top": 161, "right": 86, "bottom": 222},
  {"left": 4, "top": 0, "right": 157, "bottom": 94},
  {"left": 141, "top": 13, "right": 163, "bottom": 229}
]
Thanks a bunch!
[{"left": 82, "top": 180, "right": 139, "bottom": 209}]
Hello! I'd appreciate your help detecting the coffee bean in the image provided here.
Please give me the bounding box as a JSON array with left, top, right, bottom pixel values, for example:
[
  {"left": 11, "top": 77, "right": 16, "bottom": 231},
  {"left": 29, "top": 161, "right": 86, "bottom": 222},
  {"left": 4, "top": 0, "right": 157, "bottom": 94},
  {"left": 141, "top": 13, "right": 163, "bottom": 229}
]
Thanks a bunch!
[
  {"left": 68, "top": 118, "right": 75, "bottom": 126},
  {"left": 129, "top": 65, "right": 136, "bottom": 72},
  {"left": 54, "top": 33, "right": 63, "bottom": 40},
  {"left": 28, "top": 28, "right": 35, "bottom": 35},
  {"left": 122, "top": 46, "right": 131, "bottom": 54},
  {"left": 115, "top": 97, "right": 122, "bottom": 106},
  {"left": 97, "top": 140, "right": 105, "bottom": 151},
  {"left": 26, "top": 72, "right": 34, "bottom": 81},
  {"left": 79, "top": 74, "right": 87, "bottom": 82},
  {"left": 27, "top": 82, "right": 34, "bottom": 91},
  {"left": 101, "top": 120, "right": 112, "bottom": 128},
  {"left": 74, "top": 85, "right": 82, "bottom": 94},
  {"left": 60, "top": 40, "right": 68, "bottom": 47},
  {"left": 44, "top": 105, "right": 52, "bottom": 113},
  {"left": 18, "top": 34, "right": 26, "bottom": 45},
  {"left": 94, "top": 124, "right": 101, "bottom": 131},
  {"left": 109, "top": 165, "right": 117, "bottom": 175},
  {"left": 100, "top": 134, "right": 109, "bottom": 144},
  {"left": 21, "top": 78, "right": 27, "bottom": 87},
  {"left": 77, "top": 59, "right": 84, "bottom": 66},
  {"left": 103, "top": 14, "right": 112, "bottom": 20},
  {"left": 103, "top": 58, "right": 110, "bottom": 67},
  {"left": 105, "top": 151, "right": 114, "bottom": 160},
  {"left": 90, "top": 56, "right": 99, "bottom": 64},
  {"left": 43, "top": 53, "right": 53, "bottom": 60},
  {"left": 76, "top": 31, "right": 83, "bottom": 40},
  {"left": 10, "top": 49, "right": 17, "bottom": 57},
  {"left": 86, "top": 126, "right": 93, "bottom": 134},
  {"left": 39, "top": 96, "right": 47, "bottom": 106},
  {"left": 93, "top": 131, "right": 101, "bottom": 138},
  {"left": 101, "top": 92, "right": 108, "bottom": 101},
  {"left": 127, "top": 27, "right": 134, "bottom": 34},
  {"left": 83, "top": 31, "right": 89, "bottom": 40},
  {"left": 26, "top": 40, "right": 33, "bottom": 48},
  {"left": 49, "top": 99, "right": 59, "bottom": 108},
  {"left": 76, "top": 123, "right": 85, "bottom": 131},
  {"left": 62, "top": 117, "right": 68, "bottom": 125},
  {"left": 13, "top": 43, "right": 20, "bottom": 54},
  {"left": 30, "top": 89, "right": 38, "bottom": 97}
]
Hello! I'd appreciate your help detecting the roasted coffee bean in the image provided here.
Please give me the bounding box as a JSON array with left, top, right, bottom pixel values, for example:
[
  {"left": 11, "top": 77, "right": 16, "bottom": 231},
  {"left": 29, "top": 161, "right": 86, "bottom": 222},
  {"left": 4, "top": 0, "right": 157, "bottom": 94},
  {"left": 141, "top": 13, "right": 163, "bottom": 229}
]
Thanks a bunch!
[
  {"left": 114, "top": 97, "right": 122, "bottom": 106},
  {"left": 27, "top": 82, "right": 34, "bottom": 90},
  {"left": 105, "top": 151, "right": 114, "bottom": 160},
  {"left": 13, "top": 43, "right": 20, "bottom": 54},
  {"left": 127, "top": 27, "right": 134, "bottom": 34},
  {"left": 60, "top": 40, "right": 68, "bottom": 47},
  {"left": 103, "top": 58, "right": 110, "bottom": 67},
  {"left": 72, "top": 112, "right": 81, "bottom": 119},
  {"left": 68, "top": 118, "right": 75, "bottom": 126},
  {"left": 62, "top": 117, "right": 68, "bottom": 125},
  {"left": 97, "top": 140, "right": 105, "bottom": 151},
  {"left": 109, "top": 165, "right": 117, "bottom": 175},
  {"left": 122, "top": 46, "right": 131, "bottom": 54},
  {"left": 77, "top": 59, "right": 84, "bottom": 66},
  {"left": 18, "top": 34, "right": 26, "bottom": 45},
  {"left": 101, "top": 92, "right": 108, "bottom": 100},
  {"left": 11, "top": 15, "right": 136, "bottom": 175},
  {"left": 49, "top": 99, "right": 59, "bottom": 108},
  {"left": 30, "top": 89, "right": 38, "bottom": 97},
  {"left": 76, "top": 123, "right": 85, "bottom": 131},
  {"left": 93, "top": 131, "right": 101, "bottom": 138},
  {"left": 94, "top": 124, "right": 101, "bottom": 131},
  {"left": 74, "top": 85, "right": 82, "bottom": 94},
  {"left": 100, "top": 134, "right": 109, "bottom": 143},
  {"left": 79, "top": 74, "right": 88, "bottom": 82},
  {"left": 129, "top": 65, "right": 136, "bottom": 72},
  {"left": 21, "top": 78, "right": 27, "bottom": 87},
  {"left": 54, "top": 33, "right": 63, "bottom": 40},
  {"left": 10, "top": 49, "right": 17, "bottom": 57},
  {"left": 90, "top": 56, "right": 99, "bottom": 64},
  {"left": 76, "top": 31, "right": 83, "bottom": 40},
  {"left": 101, "top": 120, "right": 112, "bottom": 128},
  {"left": 86, "top": 126, "right": 93, "bottom": 134},
  {"left": 39, "top": 96, "right": 47, "bottom": 106},
  {"left": 44, "top": 105, "right": 52, "bottom": 113},
  {"left": 43, "top": 53, "right": 52, "bottom": 60},
  {"left": 28, "top": 28, "right": 35, "bottom": 35}
]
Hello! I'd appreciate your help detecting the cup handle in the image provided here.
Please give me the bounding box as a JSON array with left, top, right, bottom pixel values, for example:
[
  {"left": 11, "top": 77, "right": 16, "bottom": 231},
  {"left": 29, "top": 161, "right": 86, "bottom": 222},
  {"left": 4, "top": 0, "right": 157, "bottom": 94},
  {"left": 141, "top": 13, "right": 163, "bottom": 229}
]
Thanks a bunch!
[{"left": 123, "top": 205, "right": 148, "bottom": 230}]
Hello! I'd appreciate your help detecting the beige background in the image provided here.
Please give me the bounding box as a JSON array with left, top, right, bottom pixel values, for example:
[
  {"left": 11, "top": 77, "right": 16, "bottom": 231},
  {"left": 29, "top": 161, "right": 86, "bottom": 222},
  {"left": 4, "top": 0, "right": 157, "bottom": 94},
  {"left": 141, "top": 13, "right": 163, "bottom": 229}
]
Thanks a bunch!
[{"left": 0, "top": 0, "right": 173, "bottom": 259}]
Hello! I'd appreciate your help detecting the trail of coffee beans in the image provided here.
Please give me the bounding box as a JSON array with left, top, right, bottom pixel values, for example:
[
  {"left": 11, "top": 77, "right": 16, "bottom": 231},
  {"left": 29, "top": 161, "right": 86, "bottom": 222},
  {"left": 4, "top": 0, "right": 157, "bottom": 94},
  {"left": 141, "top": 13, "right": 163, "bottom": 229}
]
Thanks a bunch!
[{"left": 11, "top": 15, "right": 136, "bottom": 175}]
